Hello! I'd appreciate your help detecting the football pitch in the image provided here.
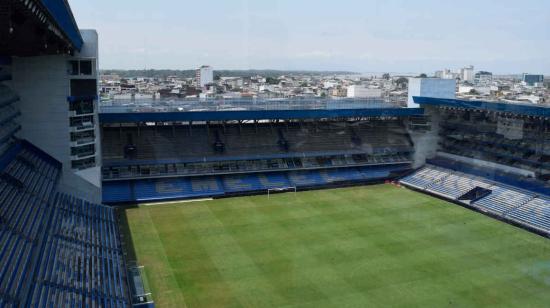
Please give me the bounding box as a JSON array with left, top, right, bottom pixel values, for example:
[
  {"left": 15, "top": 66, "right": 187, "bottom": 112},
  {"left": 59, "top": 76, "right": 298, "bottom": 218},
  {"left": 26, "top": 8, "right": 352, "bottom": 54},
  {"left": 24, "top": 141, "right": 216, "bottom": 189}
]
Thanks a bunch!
[{"left": 123, "top": 184, "right": 550, "bottom": 307}]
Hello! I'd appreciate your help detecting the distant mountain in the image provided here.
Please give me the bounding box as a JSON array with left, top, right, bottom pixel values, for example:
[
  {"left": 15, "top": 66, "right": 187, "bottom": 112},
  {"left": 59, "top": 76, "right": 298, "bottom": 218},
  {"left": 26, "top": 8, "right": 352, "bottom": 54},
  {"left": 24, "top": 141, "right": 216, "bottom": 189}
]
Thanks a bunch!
[{"left": 100, "top": 69, "right": 358, "bottom": 79}]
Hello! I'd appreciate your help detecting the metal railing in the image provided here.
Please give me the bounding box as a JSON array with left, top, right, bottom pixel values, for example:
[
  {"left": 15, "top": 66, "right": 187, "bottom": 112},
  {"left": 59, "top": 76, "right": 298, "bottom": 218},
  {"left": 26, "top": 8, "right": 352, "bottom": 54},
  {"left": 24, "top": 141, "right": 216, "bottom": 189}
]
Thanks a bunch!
[{"left": 99, "top": 97, "right": 401, "bottom": 114}]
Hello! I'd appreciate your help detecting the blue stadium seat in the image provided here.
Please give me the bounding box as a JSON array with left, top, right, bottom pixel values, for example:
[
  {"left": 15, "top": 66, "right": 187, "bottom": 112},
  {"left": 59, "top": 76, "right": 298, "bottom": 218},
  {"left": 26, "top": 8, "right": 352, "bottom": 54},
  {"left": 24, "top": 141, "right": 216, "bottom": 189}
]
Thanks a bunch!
[
  {"left": 401, "top": 163, "right": 550, "bottom": 234},
  {"left": 319, "top": 168, "right": 363, "bottom": 182},
  {"left": 189, "top": 176, "right": 223, "bottom": 195},
  {"left": 257, "top": 173, "right": 292, "bottom": 189},
  {"left": 30, "top": 192, "right": 129, "bottom": 307},
  {"left": 223, "top": 174, "right": 265, "bottom": 192},
  {"left": 103, "top": 181, "right": 133, "bottom": 203},
  {"left": 0, "top": 141, "right": 130, "bottom": 307},
  {"left": 288, "top": 170, "right": 327, "bottom": 187},
  {"left": 133, "top": 176, "right": 225, "bottom": 202},
  {"left": 358, "top": 165, "right": 408, "bottom": 180}
]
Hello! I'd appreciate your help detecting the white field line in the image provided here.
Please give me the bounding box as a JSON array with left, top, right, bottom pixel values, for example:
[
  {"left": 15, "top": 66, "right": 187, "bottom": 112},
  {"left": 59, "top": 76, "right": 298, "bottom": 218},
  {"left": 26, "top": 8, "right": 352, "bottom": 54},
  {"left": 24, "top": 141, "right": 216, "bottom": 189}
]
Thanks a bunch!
[{"left": 141, "top": 198, "right": 213, "bottom": 207}]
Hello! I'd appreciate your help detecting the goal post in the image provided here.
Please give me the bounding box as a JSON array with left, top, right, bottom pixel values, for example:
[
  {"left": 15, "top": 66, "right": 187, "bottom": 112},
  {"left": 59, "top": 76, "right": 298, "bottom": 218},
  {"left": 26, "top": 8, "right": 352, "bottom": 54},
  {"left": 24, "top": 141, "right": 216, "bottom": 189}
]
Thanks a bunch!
[{"left": 267, "top": 186, "right": 297, "bottom": 198}]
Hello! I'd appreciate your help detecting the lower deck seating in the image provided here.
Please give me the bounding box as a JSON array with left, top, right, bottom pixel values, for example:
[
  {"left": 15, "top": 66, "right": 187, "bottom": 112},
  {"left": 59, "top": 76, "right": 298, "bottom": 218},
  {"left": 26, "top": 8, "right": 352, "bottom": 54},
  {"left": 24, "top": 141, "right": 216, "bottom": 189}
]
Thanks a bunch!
[
  {"left": 426, "top": 174, "right": 494, "bottom": 199},
  {"left": 507, "top": 197, "right": 550, "bottom": 231},
  {"left": 133, "top": 176, "right": 225, "bottom": 201},
  {"left": 399, "top": 167, "right": 450, "bottom": 189},
  {"left": 257, "top": 173, "right": 292, "bottom": 189},
  {"left": 103, "top": 164, "right": 412, "bottom": 203},
  {"left": 287, "top": 170, "right": 327, "bottom": 186},
  {"left": 474, "top": 187, "right": 534, "bottom": 214},
  {"left": 223, "top": 174, "right": 267, "bottom": 192},
  {"left": 400, "top": 163, "right": 550, "bottom": 235},
  {"left": 102, "top": 181, "right": 133, "bottom": 203}
]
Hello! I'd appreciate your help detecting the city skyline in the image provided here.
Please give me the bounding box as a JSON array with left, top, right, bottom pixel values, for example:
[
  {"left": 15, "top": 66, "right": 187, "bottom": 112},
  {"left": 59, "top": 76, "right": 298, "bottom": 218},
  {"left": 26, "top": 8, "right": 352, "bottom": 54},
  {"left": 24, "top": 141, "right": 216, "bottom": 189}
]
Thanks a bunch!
[{"left": 71, "top": 0, "right": 550, "bottom": 74}]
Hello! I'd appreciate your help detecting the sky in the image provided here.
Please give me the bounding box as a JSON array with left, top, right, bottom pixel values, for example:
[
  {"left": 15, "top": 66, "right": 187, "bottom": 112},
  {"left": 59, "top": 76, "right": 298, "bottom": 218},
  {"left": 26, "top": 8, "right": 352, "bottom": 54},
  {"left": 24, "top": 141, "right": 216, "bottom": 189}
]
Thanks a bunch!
[{"left": 70, "top": 0, "right": 550, "bottom": 74}]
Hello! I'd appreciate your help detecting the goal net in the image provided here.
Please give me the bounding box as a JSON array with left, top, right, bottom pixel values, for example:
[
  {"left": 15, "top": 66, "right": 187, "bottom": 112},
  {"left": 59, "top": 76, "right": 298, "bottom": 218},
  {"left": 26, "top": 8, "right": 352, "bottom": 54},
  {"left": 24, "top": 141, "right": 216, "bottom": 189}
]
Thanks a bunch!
[{"left": 267, "top": 186, "right": 297, "bottom": 198}]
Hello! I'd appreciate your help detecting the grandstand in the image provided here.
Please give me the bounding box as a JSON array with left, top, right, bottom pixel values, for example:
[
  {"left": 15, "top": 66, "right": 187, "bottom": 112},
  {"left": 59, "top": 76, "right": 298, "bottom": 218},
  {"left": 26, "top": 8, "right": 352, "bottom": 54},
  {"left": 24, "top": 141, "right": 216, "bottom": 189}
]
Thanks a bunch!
[
  {"left": 100, "top": 107, "right": 419, "bottom": 203},
  {"left": 401, "top": 97, "right": 550, "bottom": 237},
  {"left": 0, "top": 1, "right": 140, "bottom": 306},
  {"left": 0, "top": 140, "right": 131, "bottom": 307}
]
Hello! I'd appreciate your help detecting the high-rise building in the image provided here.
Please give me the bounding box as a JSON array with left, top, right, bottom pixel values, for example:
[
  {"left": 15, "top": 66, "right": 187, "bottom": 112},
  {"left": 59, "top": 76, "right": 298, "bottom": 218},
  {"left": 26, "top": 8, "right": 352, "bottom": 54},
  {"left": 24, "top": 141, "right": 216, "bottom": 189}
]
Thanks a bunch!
[
  {"left": 407, "top": 78, "right": 456, "bottom": 108},
  {"left": 460, "top": 65, "right": 474, "bottom": 82},
  {"left": 196, "top": 65, "right": 213, "bottom": 87},
  {"left": 522, "top": 74, "right": 544, "bottom": 86}
]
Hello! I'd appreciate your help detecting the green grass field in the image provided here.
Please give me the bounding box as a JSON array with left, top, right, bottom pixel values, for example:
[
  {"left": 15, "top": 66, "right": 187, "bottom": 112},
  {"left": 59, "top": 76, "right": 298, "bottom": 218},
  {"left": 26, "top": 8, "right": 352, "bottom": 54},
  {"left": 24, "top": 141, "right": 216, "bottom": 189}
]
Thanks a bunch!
[{"left": 123, "top": 184, "right": 550, "bottom": 308}]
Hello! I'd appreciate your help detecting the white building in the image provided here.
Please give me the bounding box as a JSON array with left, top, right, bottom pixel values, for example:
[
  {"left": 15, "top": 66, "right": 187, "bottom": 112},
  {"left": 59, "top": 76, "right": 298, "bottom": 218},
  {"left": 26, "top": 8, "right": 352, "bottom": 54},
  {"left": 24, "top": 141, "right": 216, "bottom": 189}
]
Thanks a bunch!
[
  {"left": 460, "top": 65, "right": 474, "bottom": 82},
  {"left": 346, "top": 85, "right": 382, "bottom": 98},
  {"left": 323, "top": 81, "right": 339, "bottom": 89},
  {"left": 434, "top": 69, "right": 458, "bottom": 80},
  {"left": 407, "top": 78, "right": 456, "bottom": 108},
  {"left": 195, "top": 65, "right": 213, "bottom": 87},
  {"left": 458, "top": 85, "right": 475, "bottom": 94}
]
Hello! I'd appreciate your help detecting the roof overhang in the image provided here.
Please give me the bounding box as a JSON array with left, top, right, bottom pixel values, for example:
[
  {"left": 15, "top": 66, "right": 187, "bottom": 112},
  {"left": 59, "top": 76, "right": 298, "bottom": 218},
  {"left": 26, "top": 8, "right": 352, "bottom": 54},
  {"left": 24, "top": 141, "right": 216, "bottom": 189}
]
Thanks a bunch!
[
  {"left": 98, "top": 108, "right": 425, "bottom": 123},
  {"left": 413, "top": 96, "right": 550, "bottom": 118},
  {"left": 0, "top": 0, "right": 83, "bottom": 56}
]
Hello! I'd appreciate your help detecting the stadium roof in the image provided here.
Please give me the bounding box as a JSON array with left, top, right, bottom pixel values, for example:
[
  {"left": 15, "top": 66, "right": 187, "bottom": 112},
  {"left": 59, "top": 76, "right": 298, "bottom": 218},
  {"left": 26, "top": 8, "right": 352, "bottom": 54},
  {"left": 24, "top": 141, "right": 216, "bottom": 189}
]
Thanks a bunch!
[
  {"left": 0, "top": 0, "right": 83, "bottom": 56},
  {"left": 414, "top": 97, "right": 550, "bottom": 118},
  {"left": 98, "top": 98, "right": 424, "bottom": 123}
]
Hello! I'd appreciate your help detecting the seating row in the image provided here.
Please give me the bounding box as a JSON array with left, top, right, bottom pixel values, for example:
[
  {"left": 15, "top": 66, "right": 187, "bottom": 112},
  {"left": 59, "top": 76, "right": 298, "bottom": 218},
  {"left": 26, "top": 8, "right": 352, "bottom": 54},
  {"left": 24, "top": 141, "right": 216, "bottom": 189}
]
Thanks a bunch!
[{"left": 103, "top": 164, "right": 412, "bottom": 203}]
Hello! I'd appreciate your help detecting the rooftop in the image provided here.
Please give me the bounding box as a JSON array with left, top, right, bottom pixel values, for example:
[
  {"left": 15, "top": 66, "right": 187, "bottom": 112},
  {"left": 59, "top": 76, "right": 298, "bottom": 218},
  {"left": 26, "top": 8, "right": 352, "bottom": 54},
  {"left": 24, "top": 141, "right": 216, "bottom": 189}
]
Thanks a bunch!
[
  {"left": 100, "top": 98, "right": 400, "bottom": 113},
  {"left": 98, "top": 98, "right": 422, "bottom": 123},
  {"left": 414, "top": 97, "right": 550, "bottom": 118}
]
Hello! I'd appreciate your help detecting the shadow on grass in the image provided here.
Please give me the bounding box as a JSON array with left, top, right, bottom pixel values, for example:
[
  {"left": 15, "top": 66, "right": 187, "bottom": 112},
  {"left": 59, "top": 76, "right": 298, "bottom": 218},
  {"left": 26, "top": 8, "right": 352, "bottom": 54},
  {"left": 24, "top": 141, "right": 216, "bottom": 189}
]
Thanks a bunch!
[
  {"left": 117, "top": 205, "right": 156, "bottom": 304},
  {"left": 118, "top": 205, "right": 139, "bottom": 262}
]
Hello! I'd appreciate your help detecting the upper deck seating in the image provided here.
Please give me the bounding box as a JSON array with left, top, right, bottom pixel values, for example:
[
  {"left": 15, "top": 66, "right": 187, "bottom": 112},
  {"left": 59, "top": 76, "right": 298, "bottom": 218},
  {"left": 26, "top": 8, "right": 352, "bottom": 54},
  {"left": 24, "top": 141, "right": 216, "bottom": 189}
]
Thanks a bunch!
[
  {"left": 102, "top": 121, "right": 413, "bottom": 163},
  {"left": 438, "top": 115, "right": 550, "bottom": 178},
  {"left": 0, "top": 141, "right": 131, "bottom": 307},
  {"left": 30, "top": 192, "right": 129, "bottom": 307}
]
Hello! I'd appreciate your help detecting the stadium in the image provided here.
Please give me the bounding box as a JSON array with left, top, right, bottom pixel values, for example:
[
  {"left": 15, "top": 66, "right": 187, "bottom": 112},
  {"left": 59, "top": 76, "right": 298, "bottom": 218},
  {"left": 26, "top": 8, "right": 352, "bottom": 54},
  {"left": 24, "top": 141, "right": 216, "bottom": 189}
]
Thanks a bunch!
[{"left": 1, "top": 1, "right": 550, "bottom": 307}]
